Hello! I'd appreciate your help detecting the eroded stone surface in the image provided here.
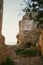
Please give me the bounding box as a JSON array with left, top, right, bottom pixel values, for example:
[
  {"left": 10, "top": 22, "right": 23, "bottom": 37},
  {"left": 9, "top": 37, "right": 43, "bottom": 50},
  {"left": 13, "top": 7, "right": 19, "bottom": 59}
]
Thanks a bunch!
[
  {"left": 16, "top": 11, "right": 43, "bottom": 56},
  {"left": 0, "top": 0, "right": 6, "bottom": 63}
]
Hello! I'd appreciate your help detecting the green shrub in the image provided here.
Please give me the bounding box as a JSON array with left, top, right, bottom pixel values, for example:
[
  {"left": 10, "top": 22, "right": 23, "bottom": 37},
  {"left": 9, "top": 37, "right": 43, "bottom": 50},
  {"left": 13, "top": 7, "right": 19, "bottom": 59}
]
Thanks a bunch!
[{"left": 16, "top": 49, "right": 41, "bottom": 57}]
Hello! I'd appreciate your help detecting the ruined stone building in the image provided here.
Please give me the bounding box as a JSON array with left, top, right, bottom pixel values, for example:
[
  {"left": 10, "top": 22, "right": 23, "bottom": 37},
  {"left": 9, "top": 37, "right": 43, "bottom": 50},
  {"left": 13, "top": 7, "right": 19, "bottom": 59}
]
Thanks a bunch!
[
  {"left": 16, "top": 11, "right": 39, "bottom": 45},
  {"left": 16, "top": 11, "right": 43, "bottom": 55},
  {"left": 0, "top": 0, "right": 43, "bottom": 64}
]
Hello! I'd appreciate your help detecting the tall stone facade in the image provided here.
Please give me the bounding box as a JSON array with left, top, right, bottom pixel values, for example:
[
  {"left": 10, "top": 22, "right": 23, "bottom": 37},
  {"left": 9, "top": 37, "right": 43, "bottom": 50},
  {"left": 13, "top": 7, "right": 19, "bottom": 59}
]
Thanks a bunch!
[
  {"left": 16, "top": 11, "right": 39, "bottom": 45},
  {"left": 0, "top": 0, "right": 5, "bottom": 45},
  {"left": 0, "top": 0, "right": 6, "bottom": 63},
  {"left": 16, "top": 11, "right": 43, "bottom": 56}
]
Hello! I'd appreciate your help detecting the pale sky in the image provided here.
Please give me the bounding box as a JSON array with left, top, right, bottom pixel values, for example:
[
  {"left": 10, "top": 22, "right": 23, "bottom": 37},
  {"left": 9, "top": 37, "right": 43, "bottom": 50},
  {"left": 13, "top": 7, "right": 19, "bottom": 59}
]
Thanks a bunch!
[{"left": 2, "top": 0, "right": 26, "bottom": 45}]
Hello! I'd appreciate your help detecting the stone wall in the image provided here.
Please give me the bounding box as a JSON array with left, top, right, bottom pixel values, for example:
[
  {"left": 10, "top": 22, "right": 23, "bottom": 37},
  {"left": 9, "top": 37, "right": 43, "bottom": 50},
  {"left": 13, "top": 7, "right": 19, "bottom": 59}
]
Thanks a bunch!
[
  {"left": 36, "top": 29, "right": 43, "bottom": 55},
  {"left": 14, "top": 56, "right": 43, "bottom": 65},
  {"left": 0, "top": 0, "right": 6, "bottom": 63},
  {"left": 16, "top": 11, "right": 39, "bottom": 45}
]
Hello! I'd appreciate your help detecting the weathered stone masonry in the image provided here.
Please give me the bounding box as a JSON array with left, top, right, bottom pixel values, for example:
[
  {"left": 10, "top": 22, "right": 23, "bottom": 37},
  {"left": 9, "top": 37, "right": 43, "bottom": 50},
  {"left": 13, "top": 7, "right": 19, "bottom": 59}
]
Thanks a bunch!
[{"left": 0, "top": 0, "right": 6, "bottom": 63}]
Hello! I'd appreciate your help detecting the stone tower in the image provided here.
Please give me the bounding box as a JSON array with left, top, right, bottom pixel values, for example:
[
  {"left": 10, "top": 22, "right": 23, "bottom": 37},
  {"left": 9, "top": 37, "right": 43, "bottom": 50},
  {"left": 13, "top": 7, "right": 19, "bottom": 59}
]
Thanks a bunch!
[
  {"left": 0, "top": 0, "right": 5, "bottom": 45},
  {"left": 0, "top": 0, "right": 6, "bottom": 63},
  {"left": 16, "top": 11, "right": 39, "bottom": 45}
]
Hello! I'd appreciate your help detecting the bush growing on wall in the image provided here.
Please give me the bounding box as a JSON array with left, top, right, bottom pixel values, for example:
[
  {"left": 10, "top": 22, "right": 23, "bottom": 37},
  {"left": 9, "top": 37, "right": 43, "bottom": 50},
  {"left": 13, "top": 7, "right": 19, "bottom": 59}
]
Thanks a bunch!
[{"left": 16, "top": 49, "right": 41, "bottom": 57}]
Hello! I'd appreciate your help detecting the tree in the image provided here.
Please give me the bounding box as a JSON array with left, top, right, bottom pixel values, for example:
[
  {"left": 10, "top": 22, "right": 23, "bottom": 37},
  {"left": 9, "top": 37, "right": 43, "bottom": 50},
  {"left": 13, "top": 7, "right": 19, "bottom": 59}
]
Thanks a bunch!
[
  {"left": 32, "top": 0, "right": 43, "bottom": 24},
  {"left": 21, "top": 0, "right": 43, "bottom": 24},
  {"left": 32, "top": 0, "right": 43, "bottom": 5}
]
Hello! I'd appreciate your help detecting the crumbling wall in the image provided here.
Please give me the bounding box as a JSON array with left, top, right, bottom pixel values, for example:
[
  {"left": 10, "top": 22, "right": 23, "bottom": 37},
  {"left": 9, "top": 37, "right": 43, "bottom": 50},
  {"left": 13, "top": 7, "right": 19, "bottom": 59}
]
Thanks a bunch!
[{"left": 0, "top": 0, "right": 6, "bottom": 63}]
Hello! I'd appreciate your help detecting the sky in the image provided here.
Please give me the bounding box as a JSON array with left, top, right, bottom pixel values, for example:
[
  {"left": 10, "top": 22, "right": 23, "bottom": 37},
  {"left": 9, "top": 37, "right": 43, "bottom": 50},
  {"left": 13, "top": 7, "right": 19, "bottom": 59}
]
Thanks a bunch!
[{"left": 2, "top": 0, "right": 26, "bottom": 45}]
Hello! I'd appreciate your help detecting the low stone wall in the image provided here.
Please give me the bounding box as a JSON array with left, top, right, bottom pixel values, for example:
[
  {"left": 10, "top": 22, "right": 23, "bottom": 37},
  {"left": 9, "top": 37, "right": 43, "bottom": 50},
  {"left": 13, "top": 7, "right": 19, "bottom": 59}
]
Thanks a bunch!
[
  {"left": 14, "top": 56, "right": 43, "bottom": 65},
  {"left": 5, "top": 46, "right": 43, "bottom": 65}
]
